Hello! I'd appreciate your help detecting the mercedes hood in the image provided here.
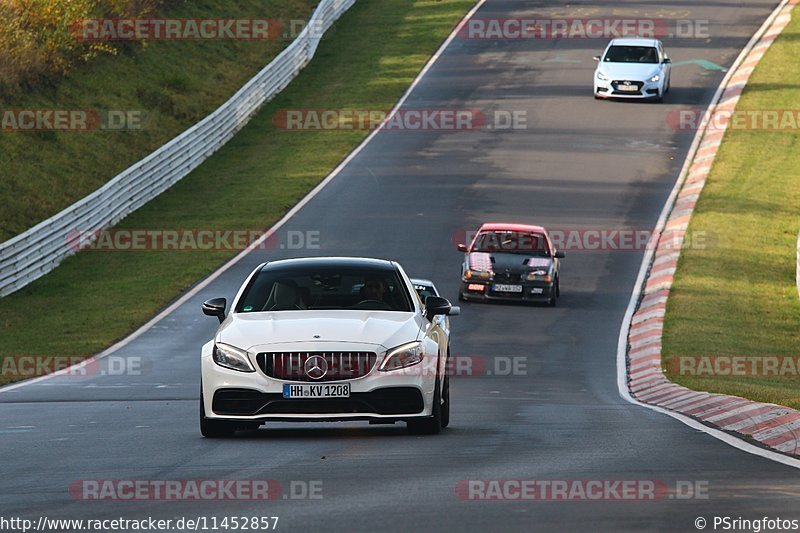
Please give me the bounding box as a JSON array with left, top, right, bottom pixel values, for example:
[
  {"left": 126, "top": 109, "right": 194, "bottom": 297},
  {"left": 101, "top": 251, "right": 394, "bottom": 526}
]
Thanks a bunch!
[{"left": 217, "top": 310, "right": 423, "bottom": 352}]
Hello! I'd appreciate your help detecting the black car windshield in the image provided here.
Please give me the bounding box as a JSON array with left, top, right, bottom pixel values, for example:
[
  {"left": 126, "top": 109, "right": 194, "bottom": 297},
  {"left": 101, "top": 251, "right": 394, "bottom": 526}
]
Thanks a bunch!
[
  {"left": 236, "top": 264, "right": 413, "bottom": 312},
  {"left": 472, "top": 231, "right": 550, "bottom": 257},
  {"left": 604, "top": 45, "right": 659, "bottom": 63}
]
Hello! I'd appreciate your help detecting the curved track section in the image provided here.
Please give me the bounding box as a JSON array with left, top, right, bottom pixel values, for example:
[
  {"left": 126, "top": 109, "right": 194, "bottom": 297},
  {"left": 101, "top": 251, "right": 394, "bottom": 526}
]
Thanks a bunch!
[{"left": 1, "top": 1, "right": 796, "bottom": 531}]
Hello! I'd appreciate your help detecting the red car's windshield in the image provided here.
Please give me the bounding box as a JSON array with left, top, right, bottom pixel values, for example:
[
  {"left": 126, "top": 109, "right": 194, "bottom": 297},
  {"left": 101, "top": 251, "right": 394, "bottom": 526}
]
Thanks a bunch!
[{"left": 472, "top": 231, "right": 550, "bottom": 256}]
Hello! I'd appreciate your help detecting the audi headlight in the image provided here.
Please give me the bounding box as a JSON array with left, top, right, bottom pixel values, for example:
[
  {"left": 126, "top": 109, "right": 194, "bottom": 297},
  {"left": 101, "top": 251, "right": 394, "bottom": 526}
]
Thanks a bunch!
[
  {"left": 464, "top": 269, "right": 493, "bottom": 281},
  {"left": 213, "top": 343, "right": 255, "bottom": 372},
  {"left": 596, "top": 71, "right": 609, "bottom": 81},
  {"left": 379, "top": 341, "right": 423, "bottom": 372},
  {"left": 649, "top": 74, "right": 660, "bottom": 82}
]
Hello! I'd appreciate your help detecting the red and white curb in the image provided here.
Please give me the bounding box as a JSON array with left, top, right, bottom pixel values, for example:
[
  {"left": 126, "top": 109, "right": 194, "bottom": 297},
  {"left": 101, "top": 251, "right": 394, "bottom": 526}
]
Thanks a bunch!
[{"left": 621, "top": 0, "right": 800, "bottom": 462}]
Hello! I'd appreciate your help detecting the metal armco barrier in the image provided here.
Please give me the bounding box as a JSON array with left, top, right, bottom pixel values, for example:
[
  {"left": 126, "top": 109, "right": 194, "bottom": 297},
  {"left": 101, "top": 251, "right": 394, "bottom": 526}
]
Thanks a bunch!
[{"left": 0, "top": 0, "right": 355, "bottom": 297}]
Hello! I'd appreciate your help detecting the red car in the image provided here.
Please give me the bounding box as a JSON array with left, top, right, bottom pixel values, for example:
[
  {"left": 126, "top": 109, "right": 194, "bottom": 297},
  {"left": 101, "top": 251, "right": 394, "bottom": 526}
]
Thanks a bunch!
[{"left": 456, "top": 223, "right": 564, "bottom": 306}]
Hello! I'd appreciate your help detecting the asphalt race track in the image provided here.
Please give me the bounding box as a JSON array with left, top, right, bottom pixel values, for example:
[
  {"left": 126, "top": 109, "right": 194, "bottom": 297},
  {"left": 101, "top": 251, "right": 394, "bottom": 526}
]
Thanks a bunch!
[{"left": 1, "top": 1, "right": 797, "bottom": 531}]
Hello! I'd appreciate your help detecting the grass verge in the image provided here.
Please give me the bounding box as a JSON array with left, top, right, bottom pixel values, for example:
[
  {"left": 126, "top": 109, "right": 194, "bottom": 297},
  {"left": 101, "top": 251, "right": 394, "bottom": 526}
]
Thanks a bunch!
[
  {"left": 0, "top": 0, "right": 318, "bottom": 241},
  {"left": 662, "top": 12, "right": 800, "bottom": 409},
  {"left": 0, "top": 0, "right": 477, "bottom": 385}
]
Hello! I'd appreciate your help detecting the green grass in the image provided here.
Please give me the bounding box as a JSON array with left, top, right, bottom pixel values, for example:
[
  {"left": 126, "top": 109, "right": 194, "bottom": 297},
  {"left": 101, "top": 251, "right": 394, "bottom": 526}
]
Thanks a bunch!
[
  {"left": 0, "top": 0, "right": 318, "bottom": 242},
  {"left": 662, "top": 13, "right": 800, "bottom": 409},
  {"left": 0, "top": 0, "right": 477, "bottom": 385}
]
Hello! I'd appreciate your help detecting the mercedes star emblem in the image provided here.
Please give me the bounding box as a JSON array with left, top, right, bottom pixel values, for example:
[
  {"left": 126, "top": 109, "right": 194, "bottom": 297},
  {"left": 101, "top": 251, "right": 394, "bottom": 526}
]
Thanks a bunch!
[{"left": 304, "top": 355, "right": 328, "bottom": 380}]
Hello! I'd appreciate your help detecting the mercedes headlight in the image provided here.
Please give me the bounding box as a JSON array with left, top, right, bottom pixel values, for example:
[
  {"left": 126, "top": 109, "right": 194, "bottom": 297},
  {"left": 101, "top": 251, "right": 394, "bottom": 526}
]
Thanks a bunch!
[
  {"left": 213, "top": 343, "right": 255, "bottom": 372},
  {"left": 379, "top": 341, "right": 423, "bottom": 372}
]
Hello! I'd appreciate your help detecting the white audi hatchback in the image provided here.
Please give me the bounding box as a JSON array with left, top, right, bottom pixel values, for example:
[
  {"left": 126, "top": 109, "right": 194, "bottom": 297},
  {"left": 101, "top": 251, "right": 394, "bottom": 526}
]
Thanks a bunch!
[
  {"left": 593, "top": 37, "right": 671, "bottom": 102},
  {"left": 200, "top": 257, "right": 456, "bottom": 437}
]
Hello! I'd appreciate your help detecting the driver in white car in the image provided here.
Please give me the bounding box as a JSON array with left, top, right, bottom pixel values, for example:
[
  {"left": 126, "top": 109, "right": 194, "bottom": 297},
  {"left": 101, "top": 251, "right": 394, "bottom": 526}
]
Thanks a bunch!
[
  {"left": 269, "top": 280, "right": 307, "bottom": 311},
  {"left": 362, "top": 277, "right": 387, "bottom": 302}
]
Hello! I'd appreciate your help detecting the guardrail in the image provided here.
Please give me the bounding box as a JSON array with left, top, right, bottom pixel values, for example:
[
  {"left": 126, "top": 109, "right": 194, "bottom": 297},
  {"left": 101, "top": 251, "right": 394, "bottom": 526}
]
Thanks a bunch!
[
  {"left": 797, "top": 230, "right": 800, "bottom": 299},
  {"left": 0, "top": 0, "right": 355, "bottom": 298}
]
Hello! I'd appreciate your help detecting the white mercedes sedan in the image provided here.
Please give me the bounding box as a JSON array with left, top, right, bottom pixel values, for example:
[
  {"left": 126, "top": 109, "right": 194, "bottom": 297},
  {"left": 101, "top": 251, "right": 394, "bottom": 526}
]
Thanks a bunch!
[
  {"left": 199, "top": 257, "right": 456, "bottom": 437},
  {"left": 593, "top": 37, "right": 671, "bottom": 102}
]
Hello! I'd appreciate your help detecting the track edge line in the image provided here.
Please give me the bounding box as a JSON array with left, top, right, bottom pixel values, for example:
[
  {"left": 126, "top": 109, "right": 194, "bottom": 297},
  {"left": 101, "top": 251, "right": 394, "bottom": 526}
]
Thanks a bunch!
[{"left": 616, "top": 0, "right": 800, "bottom": 469}]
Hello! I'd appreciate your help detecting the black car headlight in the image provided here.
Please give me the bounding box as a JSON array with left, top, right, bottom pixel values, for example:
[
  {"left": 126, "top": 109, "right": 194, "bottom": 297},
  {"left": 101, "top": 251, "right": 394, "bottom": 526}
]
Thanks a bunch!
[
  {"left": 525, "top": 269, "right": 552, "bottom": 282},
  {"left": 464, "top": 269, "right": 493, "bottom": 281},
  {"left": 213, "top": 343, "right": 255, "bottom": 373}
]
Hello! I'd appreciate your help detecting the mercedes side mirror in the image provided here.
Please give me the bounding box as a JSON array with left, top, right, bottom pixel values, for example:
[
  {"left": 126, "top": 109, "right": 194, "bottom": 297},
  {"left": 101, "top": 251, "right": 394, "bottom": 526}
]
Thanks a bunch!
[
  {"left": 555, "top": 250, "right": 566, "bottom": 259},
  {"left": 202, "top": 298, "right": 227, "bottom": 323},
  {"left": 425, "top": 296, "right": 452, "bottom": 319},
  {"left": 457, "top": 244, "right": 469, "bottom": 253},
  {"left": 593, "top": 55, "right": 601, "bottom": 61}
]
